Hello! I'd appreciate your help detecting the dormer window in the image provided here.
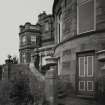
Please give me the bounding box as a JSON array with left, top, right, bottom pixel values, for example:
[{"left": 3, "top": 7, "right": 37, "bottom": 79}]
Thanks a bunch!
[{"left": 77, "top": 0, "right": 96, "bottom": 34}]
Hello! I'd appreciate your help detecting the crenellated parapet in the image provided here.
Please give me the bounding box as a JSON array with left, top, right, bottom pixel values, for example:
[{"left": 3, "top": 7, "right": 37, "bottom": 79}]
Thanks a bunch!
[{"left": 19, "top": 22, "right": 41, "bottom": 34}]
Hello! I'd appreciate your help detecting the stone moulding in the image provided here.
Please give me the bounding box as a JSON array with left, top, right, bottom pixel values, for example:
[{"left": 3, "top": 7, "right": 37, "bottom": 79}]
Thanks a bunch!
[
  {"left": 97, "top": 50, "right": 105, "bottom": 70},
  {"left": 45, "top": 57, "right": 58, "bottom": 66},
  {"left": 96, "top": 50, "right": 105, "bottom": 62}
]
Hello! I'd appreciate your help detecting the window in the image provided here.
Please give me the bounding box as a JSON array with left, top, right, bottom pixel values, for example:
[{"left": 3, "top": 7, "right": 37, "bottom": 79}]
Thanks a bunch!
[
  {"left": 31, "top": 36, "right": 36, "bottom": 42},
  {"left": 31, "top": 53, "right": 34, "bottom": 62},
  {"left": 57, "top": 12, "right": 62, "bottom": 43},
  {"left": 22, "top": 36, "right": 26, "bottom": 44},
  {"left": 87, "top": 56, "right": 94, "bottom": 77},
  {"left": 44, "top": 22, "right": 49, "bottom": 31},
  {"left": 77, "top": 53, "right": 95, "bottom": 94},
  {"left": 77, "top": 0, "right": 96, "bottom": 34},
  {"left": 79, "top": 81, "right": 94, "bottom": 91},
  {"left": 79, "top": 55, "right": 94, "bottom": 77},
  {"left": 65, "top": 0, "right": 67, "bottom": 8},
  {"left": 79, "top": 57, "right": 85, "bottom": 77},
  {"left": 58, "top": 58, "right": 61, "bottom": 75},
  {"left": 79, "top": 81, "right": 85, "bottom": 91},
  {"left": 22, "top": 53, "right": 26, "bottom": 63},
  {"left": 87, "top": 81, "right": 94, "bottom": 91}
]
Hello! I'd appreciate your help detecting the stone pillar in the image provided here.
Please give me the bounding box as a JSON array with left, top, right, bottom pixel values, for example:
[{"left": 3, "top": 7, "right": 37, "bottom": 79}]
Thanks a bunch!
[{"left": 45, "top": 57, "right": 58, "bottom": 105}]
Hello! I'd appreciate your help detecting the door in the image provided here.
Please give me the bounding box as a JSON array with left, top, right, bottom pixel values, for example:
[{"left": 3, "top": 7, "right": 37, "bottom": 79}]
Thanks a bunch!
[{"left": 77, "top": 53, "right": 95, "bottom": 96}]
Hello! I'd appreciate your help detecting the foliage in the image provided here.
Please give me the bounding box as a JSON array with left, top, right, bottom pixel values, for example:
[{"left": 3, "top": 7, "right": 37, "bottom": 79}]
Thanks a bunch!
[
  {"left": 0, "top": 79, "right": 34, "bottom": 105},
  {"left": 10, "top": 79, "right": 34, "bottom": 105},
  {"left": 0, "top": 80, "right": 12, "bottom": 105},
  {"left": 5, "top": 54, "right": 18, "bottom": 64}
]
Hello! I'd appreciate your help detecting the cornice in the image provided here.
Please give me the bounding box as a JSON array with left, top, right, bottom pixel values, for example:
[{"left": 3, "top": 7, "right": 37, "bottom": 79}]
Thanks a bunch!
[
  {"left": 54, "top": 29, "right": 105, "bottom": 51},
  {"left": 19, "top": 29, "right": 41, "bottom": 35}
]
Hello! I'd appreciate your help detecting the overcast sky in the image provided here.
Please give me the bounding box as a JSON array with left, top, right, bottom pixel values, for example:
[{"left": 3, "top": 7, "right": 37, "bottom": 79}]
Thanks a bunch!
[{"left": 0, "top": 0, "right": 54, "bottom": 64}]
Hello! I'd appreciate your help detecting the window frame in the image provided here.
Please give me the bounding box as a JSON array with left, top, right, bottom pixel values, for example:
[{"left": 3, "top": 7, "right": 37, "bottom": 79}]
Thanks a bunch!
[
  {"left": 79, "top": 81, "right": 85, "bottom": 91},
  {"left": 57, "top": 10, "right": 63, "bottom": 43},
  {"left": 22, "top": 53, "right": 26, "bottom": 63},
  {"left": 58, "top": 57, "right": 61, "bottom": 75},
  {"left": 44, "top": 22, "right": 49, "bottom": 32},
  {"left": 87, "top": 81, "right": 94, "bottom": 91},
  {"left": 22, "top": 36, "right": 27, "bottom": 44},
  {"left": 77, "top": 0, "right": 96, "bottom": 34},
  {"left": 79, "top": 57, "right": 85, "bottom": 77},
  {"left": 31, "top": 35, "right": 36, "bottom": 43},
  {"left": 87, "top": 56, "right": 94, "bottom": 77},
  {"left": 78, "top": 55, "right": 94, "bottom": 77}
]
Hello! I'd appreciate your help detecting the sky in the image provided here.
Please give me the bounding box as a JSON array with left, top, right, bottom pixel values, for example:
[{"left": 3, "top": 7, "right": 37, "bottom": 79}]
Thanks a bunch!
[{"left": 0, "top": 0, "right": 54, "bottom": 64}]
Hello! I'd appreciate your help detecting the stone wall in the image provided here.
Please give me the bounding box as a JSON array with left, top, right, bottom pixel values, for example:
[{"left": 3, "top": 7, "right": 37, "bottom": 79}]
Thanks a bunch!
[{"left": 53, "top": 0, "right": 105, "bottom": 100}]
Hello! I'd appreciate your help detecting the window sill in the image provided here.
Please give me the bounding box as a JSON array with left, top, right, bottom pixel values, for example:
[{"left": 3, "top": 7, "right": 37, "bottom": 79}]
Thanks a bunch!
[{"left": 76, "top": 93, "right": 96, "bottom": 99}]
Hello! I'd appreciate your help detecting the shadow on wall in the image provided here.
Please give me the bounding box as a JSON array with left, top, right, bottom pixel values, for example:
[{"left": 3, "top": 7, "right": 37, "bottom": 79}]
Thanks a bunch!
[{"left": 56, "top": 76, "right": 74, "bottom": 99}]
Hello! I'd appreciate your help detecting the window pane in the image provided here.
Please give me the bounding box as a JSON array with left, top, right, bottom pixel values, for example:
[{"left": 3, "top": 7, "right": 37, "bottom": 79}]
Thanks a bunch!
[
  {"left": 79, "top": 57, "right": 85, "bottom": 76},
  {"left": 22, "top": 36, "right": 26, "bottom": 43},
  {"left": 45, "top": 23, "right": 49, "bottom": 31},
  {"left": 87, "top": 81, "right": 94, "bottom": 91},
  {"left": 78, "top": 0, "right": 94, "bottom": 33},
  {"left": 87, "top": 56, "right": 93, "bottom": 76},
  {"left": 31, "top": 36, "right": 36, "bottom": 42},
  {"left": 58, "top": 58, "right": 61, "bottom": 75}
]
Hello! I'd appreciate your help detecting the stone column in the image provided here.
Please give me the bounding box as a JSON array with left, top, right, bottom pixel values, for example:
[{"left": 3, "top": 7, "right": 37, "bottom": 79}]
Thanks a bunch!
[{"left": 45, "top": 57, "right": 58, "bottom": 105}]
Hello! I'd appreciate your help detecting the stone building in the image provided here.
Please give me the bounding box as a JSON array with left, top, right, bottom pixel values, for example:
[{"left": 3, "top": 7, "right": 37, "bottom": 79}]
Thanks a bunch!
[
  {"left": 19, "top": 22, "right": 41, "bottom": 64},
  {"left": 19, "top": 12, "right": 55, "bottom": 71},
  {"left": 52, "top": 0, "right": 105, "bottom": 103},
  {"left": 36, "top": 12, "right": 55, "bottom": 72},
  {"left": 18, "top": 0, "right": 105, "bottom": 104}
]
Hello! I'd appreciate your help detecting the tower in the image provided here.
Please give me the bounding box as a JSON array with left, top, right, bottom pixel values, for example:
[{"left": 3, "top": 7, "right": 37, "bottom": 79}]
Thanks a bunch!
[{"left": 19, "top": 22, "right": 41, "bottom": 64}]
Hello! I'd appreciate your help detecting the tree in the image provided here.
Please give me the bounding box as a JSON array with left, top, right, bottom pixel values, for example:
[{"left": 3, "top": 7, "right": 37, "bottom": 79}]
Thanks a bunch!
[
  {"left": 12, "top": 56, "right": 18, "bottom": 64},
  {"left": 5, "top": 54, "right": 18, "bottom": 64}
]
